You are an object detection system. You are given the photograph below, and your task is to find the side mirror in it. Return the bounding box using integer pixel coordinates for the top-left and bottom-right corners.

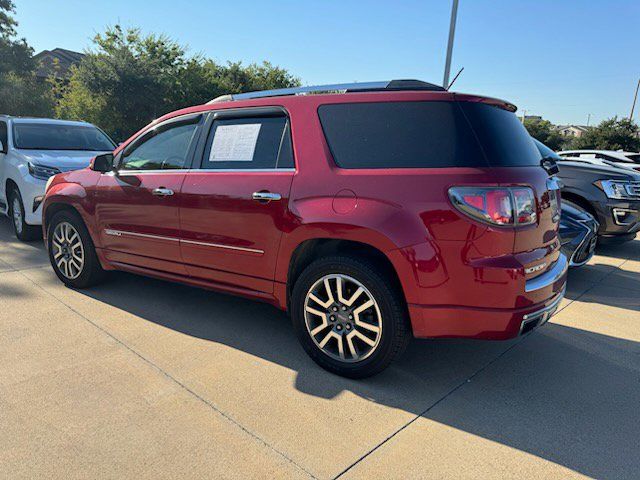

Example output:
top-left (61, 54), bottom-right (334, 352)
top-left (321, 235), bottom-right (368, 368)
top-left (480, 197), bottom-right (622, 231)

top-left (90, 153), bottom-right (114, 173)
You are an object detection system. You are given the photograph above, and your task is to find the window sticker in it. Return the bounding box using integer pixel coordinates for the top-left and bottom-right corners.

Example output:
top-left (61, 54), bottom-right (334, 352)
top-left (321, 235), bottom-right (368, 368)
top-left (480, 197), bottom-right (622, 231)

top-left (209, 123), bottom-right (261, 162)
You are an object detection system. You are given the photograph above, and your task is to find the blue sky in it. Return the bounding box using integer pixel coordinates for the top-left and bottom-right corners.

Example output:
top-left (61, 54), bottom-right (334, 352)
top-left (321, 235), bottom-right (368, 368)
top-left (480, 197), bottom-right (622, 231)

top-left (15, 0), bottom-right (640, 125)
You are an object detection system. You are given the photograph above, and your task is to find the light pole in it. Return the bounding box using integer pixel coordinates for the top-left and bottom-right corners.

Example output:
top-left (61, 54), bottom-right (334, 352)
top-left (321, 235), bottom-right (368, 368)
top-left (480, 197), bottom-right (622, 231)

top-left (443, 0), bottom-right (460, 88)
top-left (630, 78), bottom-right (640, 120)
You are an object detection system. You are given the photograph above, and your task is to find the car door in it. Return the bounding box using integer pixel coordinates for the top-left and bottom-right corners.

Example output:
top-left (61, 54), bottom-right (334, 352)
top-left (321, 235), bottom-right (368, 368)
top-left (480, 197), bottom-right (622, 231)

top-left (0, 120), bottom-right (8, 210)
top-left (179, 108), bottom-right (295, 293)
top-left (95, 113), bottom-right (203, 275)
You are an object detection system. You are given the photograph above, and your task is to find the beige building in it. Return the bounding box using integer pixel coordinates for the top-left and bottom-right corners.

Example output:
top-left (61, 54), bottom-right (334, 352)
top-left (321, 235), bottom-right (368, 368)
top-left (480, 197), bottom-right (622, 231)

top-left (556, 125), bottom-right (590, 137)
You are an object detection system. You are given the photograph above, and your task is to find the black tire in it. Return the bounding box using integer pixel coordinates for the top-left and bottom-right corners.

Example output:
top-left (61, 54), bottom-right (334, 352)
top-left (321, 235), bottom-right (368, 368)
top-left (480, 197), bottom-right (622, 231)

top-left (8, 187), bottom-right (41, 241)
top-left (47, 210), bottom-right (106, 288)
top-left (291, 255), bottom-right (411, 378)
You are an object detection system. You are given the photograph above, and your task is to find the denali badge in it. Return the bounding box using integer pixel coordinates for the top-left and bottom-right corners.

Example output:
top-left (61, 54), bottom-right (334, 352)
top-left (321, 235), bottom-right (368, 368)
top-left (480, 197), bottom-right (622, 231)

top-left (525, 263), bottom-right (547, 274)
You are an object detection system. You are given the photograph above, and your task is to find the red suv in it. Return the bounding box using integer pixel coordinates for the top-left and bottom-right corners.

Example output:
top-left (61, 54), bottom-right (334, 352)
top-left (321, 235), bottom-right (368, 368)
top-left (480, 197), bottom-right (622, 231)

top-left (42, 80), bottom-right (567, 378)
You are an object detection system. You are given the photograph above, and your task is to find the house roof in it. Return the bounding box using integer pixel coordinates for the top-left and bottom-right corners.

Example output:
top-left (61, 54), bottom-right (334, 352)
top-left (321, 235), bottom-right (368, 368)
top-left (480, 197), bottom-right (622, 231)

top-left (33, 48), bottom-right (85, 79)
top-left (556, 125), bottom-right (590, 132)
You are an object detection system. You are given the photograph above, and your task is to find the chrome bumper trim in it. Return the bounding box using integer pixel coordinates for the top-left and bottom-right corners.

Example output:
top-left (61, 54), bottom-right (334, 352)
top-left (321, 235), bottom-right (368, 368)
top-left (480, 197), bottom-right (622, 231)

top-left (520, 286), bottom-right (566, 334)
top-left (525, 253), bottom-right (568, 293)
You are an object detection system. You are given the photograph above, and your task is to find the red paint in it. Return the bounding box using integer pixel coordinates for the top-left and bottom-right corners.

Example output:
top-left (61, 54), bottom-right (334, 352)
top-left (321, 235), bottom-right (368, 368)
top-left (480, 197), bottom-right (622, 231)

top-left (43, 89), bottom-right (566, 340)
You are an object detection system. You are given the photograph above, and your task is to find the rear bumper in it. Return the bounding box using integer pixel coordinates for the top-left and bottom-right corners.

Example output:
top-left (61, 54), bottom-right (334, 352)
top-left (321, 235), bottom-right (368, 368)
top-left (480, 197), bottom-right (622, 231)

top-left (397, 247), bottom-right (568, 340)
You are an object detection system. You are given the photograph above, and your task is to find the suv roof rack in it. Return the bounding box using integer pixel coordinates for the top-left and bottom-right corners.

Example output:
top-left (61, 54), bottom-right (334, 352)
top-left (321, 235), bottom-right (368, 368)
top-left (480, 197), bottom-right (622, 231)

top-left (206, 79), bottom-right (446, 104)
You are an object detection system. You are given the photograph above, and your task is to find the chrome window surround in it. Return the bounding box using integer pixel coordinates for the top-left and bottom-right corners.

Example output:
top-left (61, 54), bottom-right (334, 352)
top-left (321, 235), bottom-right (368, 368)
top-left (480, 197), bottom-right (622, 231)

top-left (113, 168), bottom-right (295, 175)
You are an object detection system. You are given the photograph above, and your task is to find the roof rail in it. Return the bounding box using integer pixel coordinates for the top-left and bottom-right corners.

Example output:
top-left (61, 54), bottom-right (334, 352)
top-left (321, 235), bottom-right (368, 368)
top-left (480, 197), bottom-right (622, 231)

top-left (206, 79), bottom-right (445, 104)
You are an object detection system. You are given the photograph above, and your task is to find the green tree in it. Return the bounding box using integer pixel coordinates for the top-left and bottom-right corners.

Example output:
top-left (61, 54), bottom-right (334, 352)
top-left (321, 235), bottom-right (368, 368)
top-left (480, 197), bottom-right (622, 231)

top-left (567, 117), bottom-right (640, 151)
top-left (0, 0), bottom-right (33, 76)
top-left (0, 0), bottom-right (54, 116)
top-left (56, 25), bottom-right (300, 141)
top-left (523, 118), bottom-right (566, 151)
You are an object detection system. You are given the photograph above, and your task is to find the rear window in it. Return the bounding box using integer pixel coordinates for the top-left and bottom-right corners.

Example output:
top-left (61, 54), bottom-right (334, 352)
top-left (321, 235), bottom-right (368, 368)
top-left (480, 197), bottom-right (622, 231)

top-left (459, 102), bottom-right (542, 166)
top-left (318, 102), bottom-right (487, 169)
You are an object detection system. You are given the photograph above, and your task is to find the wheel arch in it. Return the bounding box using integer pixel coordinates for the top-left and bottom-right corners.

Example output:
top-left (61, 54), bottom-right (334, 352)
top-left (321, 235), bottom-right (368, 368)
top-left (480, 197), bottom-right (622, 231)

top-left (561, 191), bottom-right (598, 218)
top-left (284, 238), bottom-right (408, 314)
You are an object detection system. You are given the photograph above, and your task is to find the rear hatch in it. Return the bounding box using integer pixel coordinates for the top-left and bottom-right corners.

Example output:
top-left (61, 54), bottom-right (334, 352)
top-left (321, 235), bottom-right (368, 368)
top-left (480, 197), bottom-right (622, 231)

top-left (458, 99), bottom-right (561, 277)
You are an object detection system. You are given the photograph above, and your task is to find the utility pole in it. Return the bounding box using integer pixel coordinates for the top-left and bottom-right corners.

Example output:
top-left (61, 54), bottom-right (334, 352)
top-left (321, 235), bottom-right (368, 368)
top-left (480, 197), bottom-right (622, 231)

top-left (630, 78), bottom-right (640, 120)
top-left (587, 113), bottom-right (591, 127)
top-left (443, 0), bottom-right (460, 88)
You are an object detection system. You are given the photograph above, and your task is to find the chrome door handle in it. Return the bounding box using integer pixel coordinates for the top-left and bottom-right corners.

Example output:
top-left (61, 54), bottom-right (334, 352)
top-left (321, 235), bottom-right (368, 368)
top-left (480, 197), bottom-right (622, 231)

top-left (252, 191), bottom-right (282, 203)
top-left (152, 187), bottom-right (174, 196)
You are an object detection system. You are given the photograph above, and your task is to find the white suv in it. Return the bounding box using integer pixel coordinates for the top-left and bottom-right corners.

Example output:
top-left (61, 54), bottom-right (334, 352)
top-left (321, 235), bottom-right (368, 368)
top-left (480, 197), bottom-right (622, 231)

top-left (0, 116), bottom-right (115, 241)
top-left (558, 149), bottom-right (640, 171)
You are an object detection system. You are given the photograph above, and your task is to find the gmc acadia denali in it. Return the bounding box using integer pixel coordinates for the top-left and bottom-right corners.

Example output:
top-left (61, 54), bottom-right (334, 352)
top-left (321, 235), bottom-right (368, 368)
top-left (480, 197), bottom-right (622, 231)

top-left (42, 80), bottom-right (568, 378)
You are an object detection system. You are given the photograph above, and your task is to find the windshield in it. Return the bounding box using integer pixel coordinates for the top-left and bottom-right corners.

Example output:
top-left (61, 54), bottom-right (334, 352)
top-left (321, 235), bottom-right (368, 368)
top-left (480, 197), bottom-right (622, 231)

top-left (13, 123), bottom-right (115, 151)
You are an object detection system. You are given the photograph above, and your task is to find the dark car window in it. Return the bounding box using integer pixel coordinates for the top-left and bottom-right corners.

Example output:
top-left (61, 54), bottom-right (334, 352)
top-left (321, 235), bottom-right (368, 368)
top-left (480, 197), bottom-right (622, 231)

top-left (0, 121), bottom-right (7, 153)
top-left (201, 116), bottom-right (293, 170)
top-left (121, 116), bottom-right (201, 171)
top-left (12, 123), bottom-right (115, 151)
top-left (318, 101), bottom-right (487, 169)
top-left (459, 102), bottom-right (542, 166)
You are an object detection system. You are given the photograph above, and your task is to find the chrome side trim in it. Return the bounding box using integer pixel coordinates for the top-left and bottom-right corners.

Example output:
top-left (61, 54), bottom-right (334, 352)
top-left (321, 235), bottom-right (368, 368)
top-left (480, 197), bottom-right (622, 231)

top-left (524, 253), bottom-right (568, 293)
top-left (103, 229), bottom-right (264, 254)
top-left (104, 229), bottom-right (179, 242)
top-left (180, 238), bottom-right (263, 255)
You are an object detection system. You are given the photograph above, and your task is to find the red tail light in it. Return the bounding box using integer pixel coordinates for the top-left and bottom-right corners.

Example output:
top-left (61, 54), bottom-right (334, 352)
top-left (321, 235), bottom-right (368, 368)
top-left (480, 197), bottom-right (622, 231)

top-left (449, 186), bottom-right (537, 227)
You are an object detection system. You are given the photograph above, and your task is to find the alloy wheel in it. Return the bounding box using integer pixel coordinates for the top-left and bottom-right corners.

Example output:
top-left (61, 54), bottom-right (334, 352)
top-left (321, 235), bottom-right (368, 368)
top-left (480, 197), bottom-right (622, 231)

top-left (304, 274), bottom-right (382, 362)
top-left (12, 197), bottom-right (23, 234)
top-left (52, 222), bottom-right (85, 280)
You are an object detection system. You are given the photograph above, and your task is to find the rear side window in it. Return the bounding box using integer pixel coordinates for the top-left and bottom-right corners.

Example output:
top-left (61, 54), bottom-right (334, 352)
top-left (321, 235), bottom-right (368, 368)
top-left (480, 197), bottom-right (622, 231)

top-left (201, 116), bottom-right (293, 170)
top-left (318, 102), bottom-right (486, 169)
top-left (459, 102), bottom-right (542, 166)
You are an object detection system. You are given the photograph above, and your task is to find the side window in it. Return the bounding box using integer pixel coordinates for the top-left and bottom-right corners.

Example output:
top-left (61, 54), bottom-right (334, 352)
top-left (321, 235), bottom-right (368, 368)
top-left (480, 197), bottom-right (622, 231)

top-left (0, 121), bottom-right (7, 153)
top-left (121, 115), bottom-right (201, 171)
top-left (201, 115), bottom-right (293, 170)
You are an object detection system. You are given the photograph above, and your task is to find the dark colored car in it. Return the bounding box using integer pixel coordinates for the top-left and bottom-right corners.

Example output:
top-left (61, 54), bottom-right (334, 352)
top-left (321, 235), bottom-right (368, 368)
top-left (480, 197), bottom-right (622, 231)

top-left (559, 202), bottom-right (598, 267)
top-left (43, 80), bottom-right (567, 378)
top-left (535, 139), bottom-right (640, 243)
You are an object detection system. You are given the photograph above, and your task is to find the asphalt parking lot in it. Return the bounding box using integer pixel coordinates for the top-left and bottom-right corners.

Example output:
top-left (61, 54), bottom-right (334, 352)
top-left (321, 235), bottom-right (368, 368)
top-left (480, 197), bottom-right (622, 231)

top-left (1, 216), bottom-right (639, 479)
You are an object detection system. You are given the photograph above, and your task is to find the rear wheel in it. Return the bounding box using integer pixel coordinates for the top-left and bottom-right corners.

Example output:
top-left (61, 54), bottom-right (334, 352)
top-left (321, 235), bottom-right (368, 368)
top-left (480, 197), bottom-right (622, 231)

top-left (47, 210), bottom-right (105, 288)
top-left (8, 187), bottom-right (41, 241)
top-left (291, 255), bottom-right (410, 378)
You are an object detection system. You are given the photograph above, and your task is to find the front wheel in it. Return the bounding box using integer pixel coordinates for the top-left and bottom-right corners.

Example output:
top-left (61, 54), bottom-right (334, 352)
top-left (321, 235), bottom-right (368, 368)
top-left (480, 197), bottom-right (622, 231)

top-left (8, 187), bottom-right (41, 241)
top-left (47, 210), bottom-right (105, 288)
top-left (291, 255), bottom-right (411, 378)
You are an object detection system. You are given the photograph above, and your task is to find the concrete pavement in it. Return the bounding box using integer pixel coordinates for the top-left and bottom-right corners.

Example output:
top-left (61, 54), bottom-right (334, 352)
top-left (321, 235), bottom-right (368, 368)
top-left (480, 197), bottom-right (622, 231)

top-left (1, 216), bottom-right (638, 479)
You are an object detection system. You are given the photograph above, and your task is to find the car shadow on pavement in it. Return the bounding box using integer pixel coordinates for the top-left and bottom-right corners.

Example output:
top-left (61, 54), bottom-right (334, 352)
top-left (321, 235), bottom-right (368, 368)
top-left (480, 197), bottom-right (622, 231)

top-left (75, 270), bottom-right (640, 480)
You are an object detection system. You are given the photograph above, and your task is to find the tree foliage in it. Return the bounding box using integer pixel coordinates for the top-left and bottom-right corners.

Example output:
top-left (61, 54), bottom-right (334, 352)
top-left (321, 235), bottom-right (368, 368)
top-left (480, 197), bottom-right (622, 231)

top-left (0, 0), bottom-right (54, 116)
top-left (523, 118), bottom-right (566, 151)
top-left (566, 117), bottom-right (640, 151)
top-left (56, 25), bottom-right (301, 141)
top-left (0, 0), bottom-right (33, 76)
